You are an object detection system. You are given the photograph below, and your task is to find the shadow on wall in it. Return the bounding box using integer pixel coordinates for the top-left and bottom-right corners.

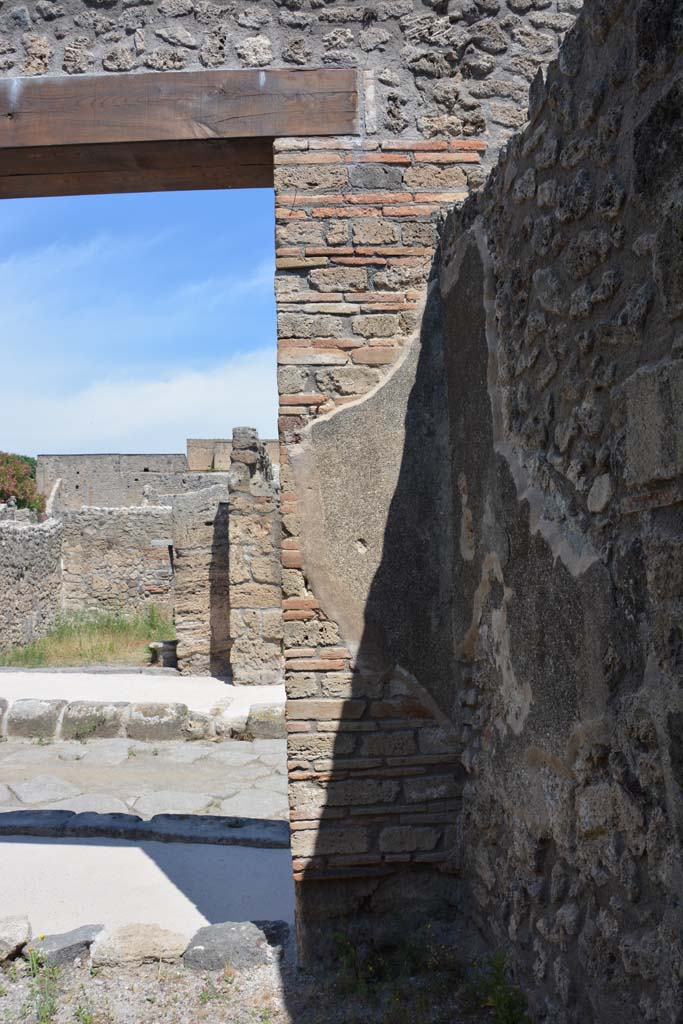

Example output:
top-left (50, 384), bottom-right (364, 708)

top-left (285, 246), bottom-right (482, 966)
top-left (210, 499), bottom-right (231, 678)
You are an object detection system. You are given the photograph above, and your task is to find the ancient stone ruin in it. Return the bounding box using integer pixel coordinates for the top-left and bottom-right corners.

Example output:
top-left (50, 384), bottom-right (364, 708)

top-left (0, 0), bottom-right (681, 1020)
top-left (0, 430), bottom-right (283, 683)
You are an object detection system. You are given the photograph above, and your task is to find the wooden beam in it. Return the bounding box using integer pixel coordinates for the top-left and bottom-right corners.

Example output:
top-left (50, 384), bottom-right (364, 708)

top-left (0, 68), bottom-right (359, 150)
top-left (0, 138), bottom-right (274, 199)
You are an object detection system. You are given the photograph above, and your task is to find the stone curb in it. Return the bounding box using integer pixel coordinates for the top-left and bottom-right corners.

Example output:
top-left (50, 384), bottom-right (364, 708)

top-left (1, 917), bottom-right (291, 970)
top-left (0, 810), bottom-right (290, 848)
top-left (0, 698), bottom-right (285, 743)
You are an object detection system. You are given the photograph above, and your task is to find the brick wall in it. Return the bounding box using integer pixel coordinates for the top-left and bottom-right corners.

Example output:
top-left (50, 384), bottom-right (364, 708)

top-left (275, 136), bottom-right (482, 952)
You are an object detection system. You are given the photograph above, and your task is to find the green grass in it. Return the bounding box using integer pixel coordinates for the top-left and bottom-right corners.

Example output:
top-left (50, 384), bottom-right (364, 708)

top-left (0, 607), bottom-right (175, 669)
top-left (461, 954), bottom-right (531, 1024)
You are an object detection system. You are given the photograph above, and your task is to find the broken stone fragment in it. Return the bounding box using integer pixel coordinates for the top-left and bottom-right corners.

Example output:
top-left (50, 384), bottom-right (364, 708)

top-left (90, 924), bottom-right (189, 967)
top-left (183, 920), bottom-right (289, 971)
top-left (0, 916), bottom-right (31, 962)
top-left (23, 925), bottom-right (103, 966)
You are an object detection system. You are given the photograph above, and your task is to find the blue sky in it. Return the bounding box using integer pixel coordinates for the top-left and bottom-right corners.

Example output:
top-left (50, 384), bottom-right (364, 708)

top-left (0, 188), bottom-right (278, 456)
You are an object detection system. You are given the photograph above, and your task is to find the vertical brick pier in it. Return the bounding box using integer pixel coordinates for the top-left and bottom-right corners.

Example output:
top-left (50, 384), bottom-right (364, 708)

top-left (274, 136), bottom-right (485, 955)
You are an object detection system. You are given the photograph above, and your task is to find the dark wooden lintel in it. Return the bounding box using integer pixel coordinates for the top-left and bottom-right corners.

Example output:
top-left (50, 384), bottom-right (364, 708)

top-left (0, 138), bottom-right (275, 199)
top-left (0, 68), bottom-right (359, 149)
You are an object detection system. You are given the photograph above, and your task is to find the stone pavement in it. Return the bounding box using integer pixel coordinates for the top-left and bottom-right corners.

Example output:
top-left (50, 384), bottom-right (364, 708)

top-left (0, 737), bottom-right (288, 821)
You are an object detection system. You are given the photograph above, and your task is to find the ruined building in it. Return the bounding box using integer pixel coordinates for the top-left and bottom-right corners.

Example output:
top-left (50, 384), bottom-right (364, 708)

top-left (0, 0), bottom-right (681, 1020)
top-left (0, 433), bottom-right (283, 683)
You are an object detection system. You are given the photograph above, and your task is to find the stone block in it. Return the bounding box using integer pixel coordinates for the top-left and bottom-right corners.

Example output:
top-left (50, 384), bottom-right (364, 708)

top-left (61, 702), bottom-right (127, 741)
top-left (286, 699), bottom-right (365, 720)
top-left (126, 703), bottom-right (189, 741)
top-left (184, 921), bottom-right (289, 971)
top-left (291, 826), bottom-right (368, 857)
top-left (327, 778), bottom-right (401, 806)
top-left (288, 733), bottom-right (356, 758)
top-left (0, 916), bottom-right (31, 963)
top-left (349, 163), bottom-right (402, 189)
top-left (246, 704), bottom-right (286, 739)
top-left (24, 925), bottom-right (103, 967)
top-left (309, 266), bottom-right (368, 292)
top-left (91, 924), bottom-right (189, 967)
top-left (274, 165), bottom-right (348, 192)
top-left (361, 730), bottom-right (417, 757)
top-left (623, 360), bottom-right (683, 487)
top-left (403, 775), bottom-right (460, 802)
top-left (379, 826), bottom-right (441, 853)
top-left (230, 583), bottom-right (281, 609)
top-left (7, 699), bottom-right (66, 739)
top-left (352, 313), bottom-right (402, 338)
top-left (403, 164), bottom-right (466, 190)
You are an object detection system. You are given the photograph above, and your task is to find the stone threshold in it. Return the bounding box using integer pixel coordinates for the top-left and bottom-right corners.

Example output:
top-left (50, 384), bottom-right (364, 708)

top-left (0, 810), bottom-right (290, 848)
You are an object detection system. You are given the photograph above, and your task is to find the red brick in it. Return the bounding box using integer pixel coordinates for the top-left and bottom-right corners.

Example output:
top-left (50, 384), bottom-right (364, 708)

top-left (283, 551), bottom-right (303, 569)
top-left (381, 204), bottom-right (440, 217)
top-left (332, 256), bottom-right (388, 265)
top-left (345, 152), bottom-right (411, 165)
top-left (351, 348), bottom-right (400, 365)
top-left (286, 659), bottom-right (348, 672)
top-left (281, 538), bottom-right (300, 550)
top-left (276, 209), bottom-right (307, 220)
top-left (284, 598), bottom-right (320, 610)
top-left (308, 138), bottom-right (379, 151)
top-left (347, 192), bottom-right (407, 205)
top-left (285, 646), bottom-right (315, 658)
top-left (381, 140), bottom-right (449, 151)
top-left (414, 152), bottom-right (480, 164)
top-left (278, 193), bottom-right (345, 205)
top-left (284, 610), bottom-right (316, 621)
top-left (303, 247), bottom-right (355, 257)
top-left (354, 246), bottom-right (432, 257)
top-left (449, 139), bottom-right (486, 151)
top-left (312, 207), bottom-right (380, 218)
top-left (274, 152), bottom-right (342, 165)
top-left (410, 191), bottom-right (469, 203)
top-left (287, 698), bottom-right (365, 719)
top-left (279, 393), bottom-right (327, 406)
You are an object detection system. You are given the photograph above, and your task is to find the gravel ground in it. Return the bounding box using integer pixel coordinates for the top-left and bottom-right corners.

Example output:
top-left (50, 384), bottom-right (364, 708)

top-left (0, 951), bottom-right (484, 1024)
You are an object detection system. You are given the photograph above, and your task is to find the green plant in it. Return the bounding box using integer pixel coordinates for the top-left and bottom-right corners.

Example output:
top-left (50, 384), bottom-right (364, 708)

top-left (25, 949), bottom-right (59, 1023)
top-left (461, 954), bottom-right (530, 1024)
top-left (199, 979), bottom-right (222, 1004)
top-left (0, 452), bottom-right (44, 513)
top-left (74, 1006), bottom-right (94, 1024)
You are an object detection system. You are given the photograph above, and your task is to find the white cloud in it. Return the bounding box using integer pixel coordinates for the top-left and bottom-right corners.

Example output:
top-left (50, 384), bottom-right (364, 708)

top-left (1, 348), bottom-right (279, 456)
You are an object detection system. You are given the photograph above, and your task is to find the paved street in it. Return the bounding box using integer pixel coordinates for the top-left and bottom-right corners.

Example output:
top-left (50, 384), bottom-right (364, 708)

top-left (0, 737), bottom-right (288, 820)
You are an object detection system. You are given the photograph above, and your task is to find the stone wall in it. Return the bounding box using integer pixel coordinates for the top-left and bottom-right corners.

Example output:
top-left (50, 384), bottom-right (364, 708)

top-left (187, 437), bottom-right (280, 473)
top-left (0, 517), bottom-right (63, 647)
top-left (228, 428), bottom-right (283, 686)
top-left (61, 506), bottom-right (174, 614)
top-left (36, 453), bottom-right (188, 510)
top-left (6, 0), bottom-right (576, 165)
top-left (172, 484), bottom-right (230, 676)
top-left (434, 2), bottom-right (683, 1020)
